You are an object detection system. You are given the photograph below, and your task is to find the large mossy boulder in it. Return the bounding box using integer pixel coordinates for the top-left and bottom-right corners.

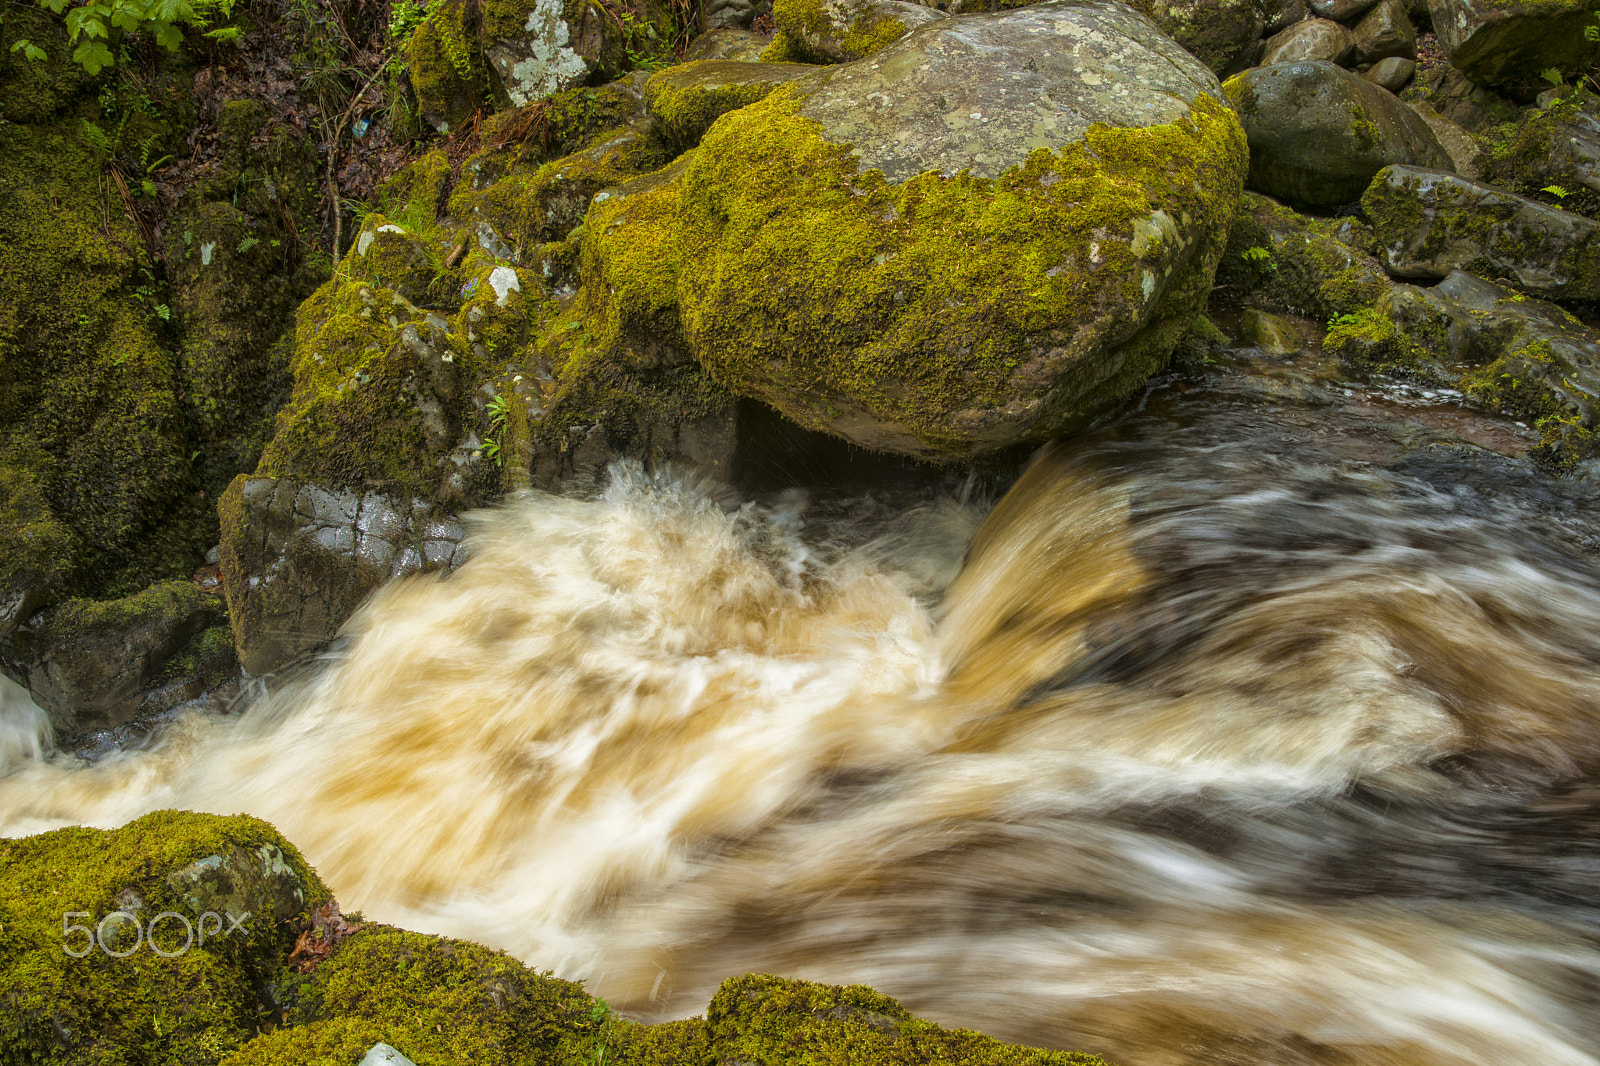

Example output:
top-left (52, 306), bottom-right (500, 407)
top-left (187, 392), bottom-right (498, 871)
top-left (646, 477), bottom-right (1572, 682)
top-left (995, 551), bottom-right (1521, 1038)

top-left (666, 0), bottom-right (1247, 457)
top-left (0, 811), bottom-right (327, 1064)
top-left (950, 0), bottom-right (1270, 76)
top-left (1225, 60), bottom-right (1453, 205)
top-left (1430, 0), bottom-right (1600, 91)
top-left (1363, 164), bottom-right (1600, 300)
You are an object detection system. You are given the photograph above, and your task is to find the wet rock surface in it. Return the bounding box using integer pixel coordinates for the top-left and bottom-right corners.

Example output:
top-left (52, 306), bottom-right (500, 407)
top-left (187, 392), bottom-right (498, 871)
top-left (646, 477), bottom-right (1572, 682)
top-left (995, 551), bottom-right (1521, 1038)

top-left (1364, 164), bottom-right (1600, 299)
top-left (219, 477), bottom-right (468, 676)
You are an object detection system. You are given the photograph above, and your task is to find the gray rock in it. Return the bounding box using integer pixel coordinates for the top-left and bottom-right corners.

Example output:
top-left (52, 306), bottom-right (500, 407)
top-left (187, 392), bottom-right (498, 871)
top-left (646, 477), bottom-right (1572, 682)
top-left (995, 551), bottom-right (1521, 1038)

top-left (1329, 270), bottom-right (1600, 467)
top-left (1349, 0), bottom-right (1415, 65)
top-left (219, 477), bottom-right (468, 676)
top-left (1260, 17), bottom-right (1355, 65)
top-left (1363, 165), bottom-right (1600, 300)
top-left (1403, 98), bottom-right (1480, 178)
top-left (1309, 0), bottom-right (1379, 19)
top-left (1240, 308), bottom-right (1302, 354)
top-left (683, 26), bottom-right (774, 62)
top-left (1228, 60), bottom-right (1454, 205)
top-left (1365, 55), bottom-right (1415, 91)
top-left (704, 0), bottom-right (770, 30)
top-left (360, 1045), bottom-right (420, 1066)
top-left (775, 0), bottom-right (947, 63)
top-left (673, 0), bottom-right (1247, 456)
top-left (1264, 0), bottom-right (1309, 34)
top-left (1407, 63), bottom-right (1520, 132)
top-left (1123, 0), bottom-right (1270, 74)
top-left (1430, 0), bottom-right (1600, 89)
top-left (12, 582), bottom-right (223, 736)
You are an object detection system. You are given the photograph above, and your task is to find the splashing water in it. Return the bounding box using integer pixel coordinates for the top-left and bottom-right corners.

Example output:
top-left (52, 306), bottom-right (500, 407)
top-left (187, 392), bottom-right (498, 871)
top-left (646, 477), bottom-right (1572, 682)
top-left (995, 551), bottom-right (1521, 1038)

top-left (7, 443), bottom-right (1600, 1066)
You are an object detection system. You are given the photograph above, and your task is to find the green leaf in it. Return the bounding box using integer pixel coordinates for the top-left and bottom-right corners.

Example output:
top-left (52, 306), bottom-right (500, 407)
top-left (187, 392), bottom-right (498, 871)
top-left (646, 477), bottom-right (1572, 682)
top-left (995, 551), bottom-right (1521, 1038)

top-left (154, 21), bottom-right (183, 48)
top-left (1542, 184), bottom-right (1571, 199)
top-left (72, 39), bottom-right (113, 73)
top-left (10, 38), bottom-right (48, 61)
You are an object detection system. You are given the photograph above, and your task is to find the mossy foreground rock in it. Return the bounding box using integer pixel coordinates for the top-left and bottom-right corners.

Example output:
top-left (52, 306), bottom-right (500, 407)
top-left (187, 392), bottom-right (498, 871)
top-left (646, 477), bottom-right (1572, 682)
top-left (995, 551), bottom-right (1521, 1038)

top-left (1, 812), bottom-right (1111, 1066)
top-left (670, 0), bottom-right (1246, 457)
top-left (769, 0), bottom-right (948, 64)
top-left (0, 810), bottom-right (326, 1063)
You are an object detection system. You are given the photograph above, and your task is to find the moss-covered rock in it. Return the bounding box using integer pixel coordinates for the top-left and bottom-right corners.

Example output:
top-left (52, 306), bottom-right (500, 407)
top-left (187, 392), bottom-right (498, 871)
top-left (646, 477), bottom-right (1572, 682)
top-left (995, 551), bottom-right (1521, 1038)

top-left (0, 121), bottom-right (194, 615)
top-left (1216, 191), bottom-right (1393, 320)
top-left (683, 25), bottom-right (774, 62)
top-left (704, 974), bottom-right (1108, 1065)
top-left (1478, 89), bottom-right (1600, 219)
top-left (771, 0), bottom-right (947, 64)
top-left (1363, 163), bottom-right (1600, 300)
top-left (7, 580), bottom-right (223, 735)
top-left (0, 810), bottom-right (327, 1064)
top-left (405, 0), bottom-right (681, 132)
top-left (1323, 269), bottom-right (1600, 469)
top-left (644, 59), bottom-right (815, 152)
top-left (1224, 60), bottom-right (1454, 206)
top-left (667, 2), bottom-right (1246, 457)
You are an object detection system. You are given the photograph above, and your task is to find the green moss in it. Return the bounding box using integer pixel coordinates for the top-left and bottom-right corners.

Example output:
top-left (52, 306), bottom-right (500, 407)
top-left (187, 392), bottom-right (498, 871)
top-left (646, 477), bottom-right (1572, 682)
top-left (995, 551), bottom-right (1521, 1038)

top-left (454, 129), bottom-right (672, 252)
top-left (1350, 104), bottom-right (1381, 153)
top-left (705, 973), bottom-right (1108, 1065)
top-left (668, 88), bottom-right (1245, 455)
top-left (0, 811), bottom-right (327, 1065)
top-left (0, 121), bottom-right (202, 601)
top-left (1217, 193), bottom-right (1390, 320)
top-left (840, 11), bottom-right (907, 58)
top-left (407, 0), bottom-right (492, 133)
top-left (760, 31), bottom-right (809, 62)
top-left (478, 81), bottom-right (652, 166)
top-left (645, 62), bottom-right (804, 152)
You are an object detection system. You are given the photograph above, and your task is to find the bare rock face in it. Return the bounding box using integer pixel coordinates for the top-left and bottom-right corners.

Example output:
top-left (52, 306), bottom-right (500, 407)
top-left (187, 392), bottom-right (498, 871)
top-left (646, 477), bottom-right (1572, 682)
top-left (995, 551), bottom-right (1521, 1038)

top-left (668, 0), bottom-right (1247, 457)
top-left (218, 478), bottom-right (467, 676)
top-left (1226, 60), bottom-right (1453, 205)
top-left (1363, 165), bottom-right (1600, 300)
top-left (1309, 0), bottom-right (1379, 18)
top-left (1430, 0), bottom-right (1600, 90)
top-left (1365, 56), bottom-right (1416, 91)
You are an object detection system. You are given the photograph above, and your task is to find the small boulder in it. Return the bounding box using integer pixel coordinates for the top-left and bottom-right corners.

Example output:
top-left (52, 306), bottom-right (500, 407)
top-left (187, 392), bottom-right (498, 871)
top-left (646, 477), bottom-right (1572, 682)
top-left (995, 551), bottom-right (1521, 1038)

top-left (1479, 92), bottom-right (1600, 211)
top-left (1365, 56), bottom-right (1415, 92)
top-left (1226, 60), bottom-right (1454, 205)
top-left (684, 26), bottom-right (774, 62)
top-left (1240, 308), bottom-right (1302, 354)
top-left (10, 582), bottom-right (222, 736)
top-left (218, 477), bottom-right (467, 675)
top-left (1363, 164), bottom-right (1600, 300)
top-left (1349, 0), bottom-right (1415, 66)
top-left (1430, 0), bottom-right (1600, 91)
top-left (1309, 0), bottom-right (1379, 18)
top-left (1260, 18), bottom-right (1355, 66)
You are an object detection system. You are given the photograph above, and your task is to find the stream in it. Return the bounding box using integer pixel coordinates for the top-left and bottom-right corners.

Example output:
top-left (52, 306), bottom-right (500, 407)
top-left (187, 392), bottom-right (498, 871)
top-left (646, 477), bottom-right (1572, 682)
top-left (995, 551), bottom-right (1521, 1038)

top-left (6, 341), bottom-right (1600, 1065)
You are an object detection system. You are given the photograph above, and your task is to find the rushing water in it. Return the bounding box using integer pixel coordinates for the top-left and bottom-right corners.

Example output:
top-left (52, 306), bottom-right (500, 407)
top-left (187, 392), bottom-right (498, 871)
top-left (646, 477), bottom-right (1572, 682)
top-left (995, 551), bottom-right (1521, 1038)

top-left (7, 364), bottom-right (1600, 1065)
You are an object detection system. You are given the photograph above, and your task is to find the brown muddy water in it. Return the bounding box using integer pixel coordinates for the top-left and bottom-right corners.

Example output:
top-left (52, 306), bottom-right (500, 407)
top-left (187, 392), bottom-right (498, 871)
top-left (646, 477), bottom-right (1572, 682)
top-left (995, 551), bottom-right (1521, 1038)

top-left (6, 347), bottom-right (1600, 1065)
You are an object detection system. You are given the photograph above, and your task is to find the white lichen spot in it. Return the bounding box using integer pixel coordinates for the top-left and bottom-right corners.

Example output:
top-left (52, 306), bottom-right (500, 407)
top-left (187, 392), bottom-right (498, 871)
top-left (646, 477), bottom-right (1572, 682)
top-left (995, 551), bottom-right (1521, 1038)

top-left (1141, 270), bottom-right (1155, 301)
top-left (357, 229), bottom-right (377, 256)
top-left (378, 224), bottom-right (406, 235)
top-left (489, 266), bottom-right (521, 307)
top-left (200, 242), bottom-right (215, 266)
top-left (502, 0), bottom-right (590, 107)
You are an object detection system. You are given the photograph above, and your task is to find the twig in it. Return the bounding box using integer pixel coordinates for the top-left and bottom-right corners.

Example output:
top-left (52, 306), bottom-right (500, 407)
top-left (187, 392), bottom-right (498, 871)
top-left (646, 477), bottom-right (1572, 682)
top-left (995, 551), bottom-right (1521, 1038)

top-left (322, 52), bottom-right (391, 261)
